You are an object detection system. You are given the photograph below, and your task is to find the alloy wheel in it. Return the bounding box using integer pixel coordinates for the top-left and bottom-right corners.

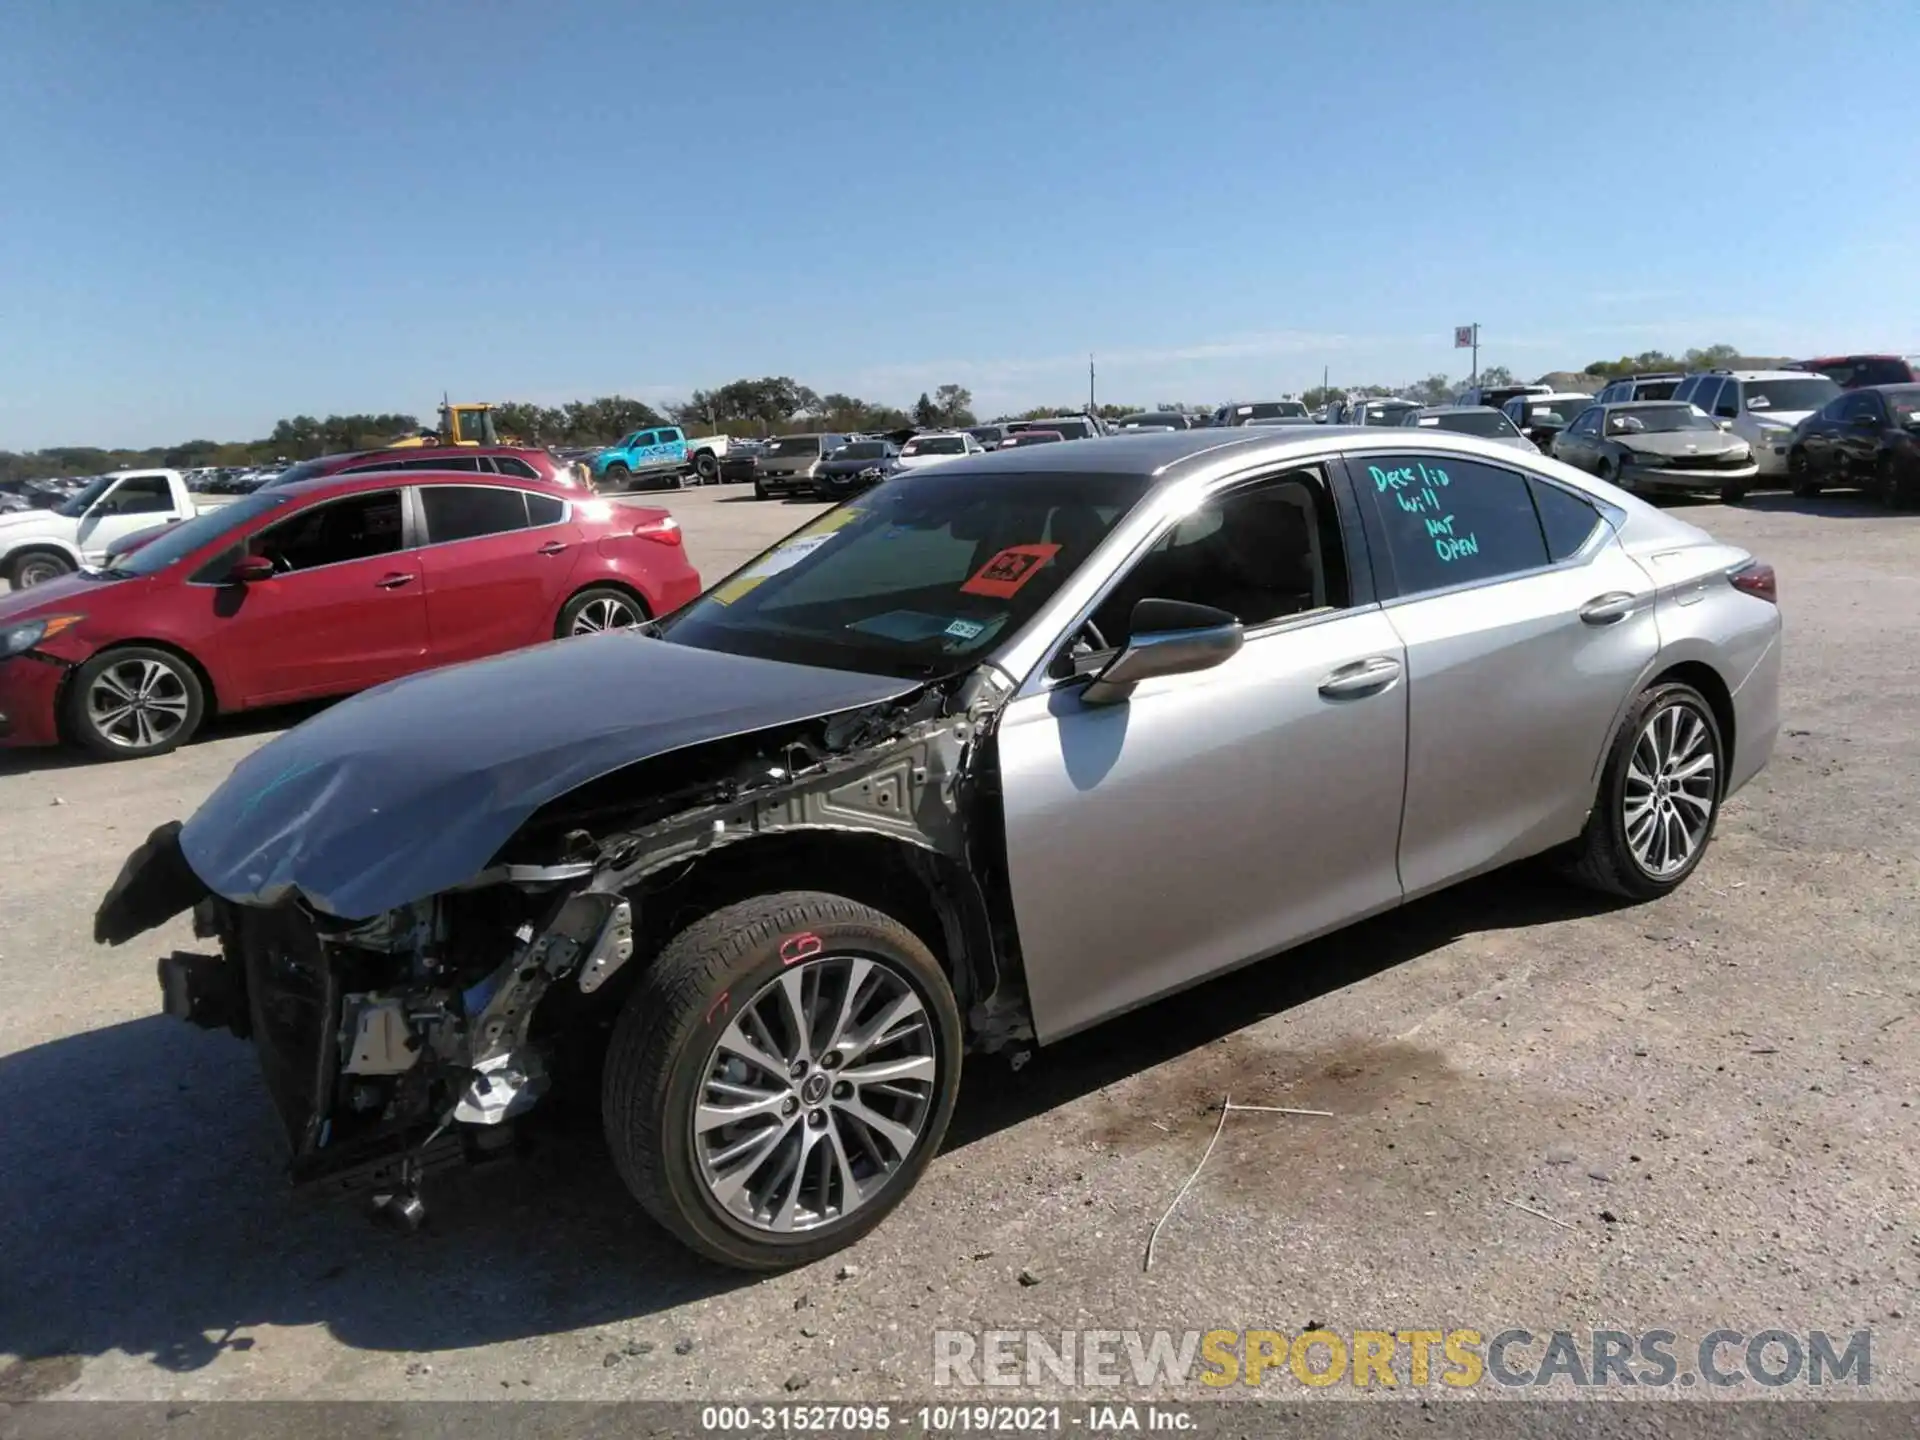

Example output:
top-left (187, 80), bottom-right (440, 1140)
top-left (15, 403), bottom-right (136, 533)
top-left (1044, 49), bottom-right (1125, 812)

top-left (1623, 701), bottom-right (1717, 879)
top-left (86, 657), bottom-right (192, 751)
top-left (692, 955), bottom-right (938, 1234)
top-left (569, 595), bottom-right (640, 634)
top-left (15, 557), bottom-right (68, 587)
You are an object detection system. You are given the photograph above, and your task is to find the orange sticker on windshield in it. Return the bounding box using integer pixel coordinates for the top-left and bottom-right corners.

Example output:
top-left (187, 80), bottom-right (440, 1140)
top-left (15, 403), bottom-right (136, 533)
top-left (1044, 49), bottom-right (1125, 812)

top-left (960, 543), bottom-right (1062, 599)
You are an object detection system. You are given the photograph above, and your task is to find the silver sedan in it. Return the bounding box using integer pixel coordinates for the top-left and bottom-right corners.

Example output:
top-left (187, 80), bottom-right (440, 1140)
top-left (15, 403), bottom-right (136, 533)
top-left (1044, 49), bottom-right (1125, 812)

top-left (104, 425), bottom-right (1782, 1269)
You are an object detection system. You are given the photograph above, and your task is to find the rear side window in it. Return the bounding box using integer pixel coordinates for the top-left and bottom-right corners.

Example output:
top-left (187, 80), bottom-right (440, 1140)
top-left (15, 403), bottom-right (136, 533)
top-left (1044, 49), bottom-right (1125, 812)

top-left (1360, 454), bottom-right (1550, 597)
top-left (526, 492), bottom-right (565, 525)
top-left (420, 485), bottom-right (530, 542)
top-left (1529, 479), bottom-right (1602, 560)
top-left (492, 457), bottom-right (541, 479)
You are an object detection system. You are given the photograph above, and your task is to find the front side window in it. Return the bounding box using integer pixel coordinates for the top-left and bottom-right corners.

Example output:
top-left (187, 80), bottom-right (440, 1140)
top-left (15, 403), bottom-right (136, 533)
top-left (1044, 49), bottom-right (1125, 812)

top-left (659, 470), bottom-right (1152, 678)
top-left (765, 437), bottom-right (822, 459)
top-left (1359, 454), bottom-right (1550, 596)
top-left (1570, 408), bottom-right (1602, 436)
top-left (99, 476), bottom-right (173, 514)
top-left (249, 490), bottom-right (404, 572)
top-left (420, 485), bottom-right (532, 542)
top-left (1742, 377), bottom-right (1841, 413)
top-left (1080, 472), bottom-right (1343, 649)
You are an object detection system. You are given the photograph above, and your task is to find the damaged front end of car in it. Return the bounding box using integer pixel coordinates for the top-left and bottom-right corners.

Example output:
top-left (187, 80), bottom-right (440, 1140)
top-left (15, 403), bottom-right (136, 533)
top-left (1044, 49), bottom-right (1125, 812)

top-left (95, 655), bottom-right (1028, 1226)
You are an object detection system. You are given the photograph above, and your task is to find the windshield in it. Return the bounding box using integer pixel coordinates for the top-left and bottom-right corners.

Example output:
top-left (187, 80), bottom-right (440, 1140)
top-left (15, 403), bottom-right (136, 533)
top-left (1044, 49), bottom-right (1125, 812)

top-left (1630, 379), bottom-right (1679, 400)
top-left (833, 442), bottom-right (891, 460)
top-left (1413, 409), bottom-right (1519, 437)
top-left (967, 428), bottom-right (1004, 443)
top-left (1742, 378), bottom-right (1840, 413)
top-left (1007, 431), bottom-right (1061, 445)
top-left (657, 469), bottom-right (1152, 678)
top-left (54, 476), bottom-right (118, 517)
top-left (902, 437), bottom-right (966, 456)
top-left (765, 437), bottom-right (822, 458)
top-left (101, 491), bottom-right (288, 577)
top-left (1359, 403), bottom-right (1417, 425)
top-left (1122, 414), bottom-right (1185, 429)
top-left (1607, 405), bottom-right (1716, 436)
top-left (1524, 396), bottom-right (1590, 425)
top-left (1029, 418), bottom-right (1091, 439)
top-left (1231, 402), bottom-right (1308, 422)
top-left (260, 458), bottom-right (333, 490)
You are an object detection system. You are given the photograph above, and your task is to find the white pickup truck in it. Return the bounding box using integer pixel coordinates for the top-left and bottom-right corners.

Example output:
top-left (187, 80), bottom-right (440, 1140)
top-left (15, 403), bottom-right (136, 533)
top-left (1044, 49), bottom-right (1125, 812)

top-left (0, 469), bottom-right (214, 589)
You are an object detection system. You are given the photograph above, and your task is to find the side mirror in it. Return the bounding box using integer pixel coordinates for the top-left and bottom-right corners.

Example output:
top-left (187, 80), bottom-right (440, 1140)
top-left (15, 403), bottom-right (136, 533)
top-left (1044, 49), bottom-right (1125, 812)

top-left (1853, 413), bottom-right (1880, 429)
top-left (228, 555), bottom-right (276, 583)
top-left (1714, 418), bottom-right (1734, 431)
top-left (1081, 598), bottom-right (1243, 706)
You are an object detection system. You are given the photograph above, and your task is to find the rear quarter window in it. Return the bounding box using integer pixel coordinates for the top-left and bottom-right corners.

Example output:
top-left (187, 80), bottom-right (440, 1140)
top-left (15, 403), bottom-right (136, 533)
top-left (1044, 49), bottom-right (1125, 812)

top-left (1358, 454), bottom-right (1552, 597)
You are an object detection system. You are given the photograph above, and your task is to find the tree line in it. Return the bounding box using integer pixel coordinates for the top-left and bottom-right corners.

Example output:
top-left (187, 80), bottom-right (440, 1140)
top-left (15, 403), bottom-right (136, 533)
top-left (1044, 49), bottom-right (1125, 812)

top-left (0, 343), bottom-right (1785, 483)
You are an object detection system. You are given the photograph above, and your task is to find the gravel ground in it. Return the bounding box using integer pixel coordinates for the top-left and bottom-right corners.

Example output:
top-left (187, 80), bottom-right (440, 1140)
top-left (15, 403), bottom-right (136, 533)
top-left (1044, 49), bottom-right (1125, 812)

top-left (1, 487), bottom-right (1915, 1405)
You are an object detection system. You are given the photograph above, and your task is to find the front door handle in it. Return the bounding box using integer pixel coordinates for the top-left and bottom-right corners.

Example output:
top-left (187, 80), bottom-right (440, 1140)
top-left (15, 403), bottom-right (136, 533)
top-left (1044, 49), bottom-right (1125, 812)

top-left (376, 572), bottom-right (416, 589)
top-left (537, 540), bottom-right (568, 555)
top-left (1318, 656), bottom-right (1402, 697)
top-left (1579, 591), bottom-right (1638, 625)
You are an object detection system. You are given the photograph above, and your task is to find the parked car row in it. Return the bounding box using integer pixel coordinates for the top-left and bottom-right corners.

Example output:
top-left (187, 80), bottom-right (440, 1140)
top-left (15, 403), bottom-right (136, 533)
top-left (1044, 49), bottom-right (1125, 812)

top-left (0, 467), bottom-right (700, 756)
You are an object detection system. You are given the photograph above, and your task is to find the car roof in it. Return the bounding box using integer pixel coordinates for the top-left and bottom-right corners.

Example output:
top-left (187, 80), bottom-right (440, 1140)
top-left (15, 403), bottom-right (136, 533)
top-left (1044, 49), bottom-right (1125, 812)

top-left (268, 469), bottom-right (577, 501)
top-left (1601, 399), bottom-right (1690, 410)
top-left (1414, 404), bottom-right (1502, 415)
top-left (1710, 369), bottom-right (1823, 381)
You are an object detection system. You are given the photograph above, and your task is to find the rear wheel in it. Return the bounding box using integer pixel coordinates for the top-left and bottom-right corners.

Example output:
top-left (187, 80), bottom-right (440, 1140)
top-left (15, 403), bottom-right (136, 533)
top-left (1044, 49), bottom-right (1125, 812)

top-left (1869, 456), bottom-right (1901, 508)
top-left (67, 645), bottom-right (206, 759)
top-left (602, 891), bottom-right (962, 1270)
top-left (7, 549), bottom-right (75, 589)
top-left (1562, 681), bottom-right (1723, 901)
top-left (557, 585), bottom-right (648, 638)
top-left (694, 451), bottom-right (720, 483)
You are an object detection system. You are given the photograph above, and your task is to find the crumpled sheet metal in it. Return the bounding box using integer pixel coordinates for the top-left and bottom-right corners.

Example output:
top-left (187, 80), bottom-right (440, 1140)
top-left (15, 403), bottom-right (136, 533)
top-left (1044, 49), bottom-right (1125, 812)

top-left (178, 631), bottom-right (918, 920)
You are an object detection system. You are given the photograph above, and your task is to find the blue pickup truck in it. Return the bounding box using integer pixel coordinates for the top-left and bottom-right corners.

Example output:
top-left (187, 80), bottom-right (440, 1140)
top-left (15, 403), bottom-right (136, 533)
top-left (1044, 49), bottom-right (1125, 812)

top-left (590, 427), bottom-right (733, 489)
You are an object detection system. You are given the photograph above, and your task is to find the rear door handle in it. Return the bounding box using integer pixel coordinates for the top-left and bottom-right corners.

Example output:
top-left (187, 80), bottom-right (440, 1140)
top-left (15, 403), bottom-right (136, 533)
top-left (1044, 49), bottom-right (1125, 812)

top-left (537, 540), bottom-right (569, 555)
top-left (1318, 656), bottom-right (1402, 697)
top-left (1579, 591), bottom-right (1638, 625)
top-left (376, 572), bottom-right (415, 589)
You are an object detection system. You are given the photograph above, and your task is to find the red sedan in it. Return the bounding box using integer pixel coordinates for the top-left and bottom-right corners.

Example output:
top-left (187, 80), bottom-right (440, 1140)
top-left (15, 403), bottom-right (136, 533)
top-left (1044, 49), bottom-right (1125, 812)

top-left (0, 471), bottom-right (701, 759)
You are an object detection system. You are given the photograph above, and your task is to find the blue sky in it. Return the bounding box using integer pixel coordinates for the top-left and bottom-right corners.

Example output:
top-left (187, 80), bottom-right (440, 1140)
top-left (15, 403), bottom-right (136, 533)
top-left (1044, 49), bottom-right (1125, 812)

top-left (3, 0), bottom-right (1916, 449)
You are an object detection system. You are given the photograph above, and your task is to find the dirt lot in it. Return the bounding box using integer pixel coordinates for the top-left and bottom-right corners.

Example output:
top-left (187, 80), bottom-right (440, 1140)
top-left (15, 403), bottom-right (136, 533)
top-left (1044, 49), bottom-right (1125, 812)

top-left (1, 487), bottom-right (1915, 1403)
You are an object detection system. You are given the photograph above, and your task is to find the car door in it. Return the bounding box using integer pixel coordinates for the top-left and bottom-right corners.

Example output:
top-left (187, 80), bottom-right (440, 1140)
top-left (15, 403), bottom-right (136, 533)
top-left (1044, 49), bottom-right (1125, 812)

top-left (414, 483), bottom-right (582, 662)
top-left (1801, 396), bottom-right (1845, 476)
top-left (994, 464), bottom-right (1409, 1042)
top-left (1836, 391), bottom-right (1887, 476)
top-left (201, 487), bottom-right (429, 705)
top-left (73, 474), bottom-right (180, 562)
top-left (1349, 450), bottom-right (1659, 898)
top-left (1555, 407), bottom-right (1603, 468)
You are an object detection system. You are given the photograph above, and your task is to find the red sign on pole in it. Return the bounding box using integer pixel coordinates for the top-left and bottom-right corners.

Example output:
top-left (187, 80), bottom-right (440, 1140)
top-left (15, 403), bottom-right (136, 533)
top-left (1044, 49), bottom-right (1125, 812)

top-left (1454, 325), bottom-right (1475, 349)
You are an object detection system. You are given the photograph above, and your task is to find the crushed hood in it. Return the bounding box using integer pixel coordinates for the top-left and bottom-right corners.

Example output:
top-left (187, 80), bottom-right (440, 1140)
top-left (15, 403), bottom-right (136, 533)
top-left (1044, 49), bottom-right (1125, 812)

top-left (1619, 430), bottom-right (1747, 459)
top-left (178, 631), bottom-right (920, 919)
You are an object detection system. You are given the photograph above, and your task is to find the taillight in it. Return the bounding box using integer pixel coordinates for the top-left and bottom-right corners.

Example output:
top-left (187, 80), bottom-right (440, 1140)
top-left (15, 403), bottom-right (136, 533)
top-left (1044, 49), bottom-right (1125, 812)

top-left (632, 516), bottom-right (682, 546)
top-left (1728, 560), bottom-right (1776, 603)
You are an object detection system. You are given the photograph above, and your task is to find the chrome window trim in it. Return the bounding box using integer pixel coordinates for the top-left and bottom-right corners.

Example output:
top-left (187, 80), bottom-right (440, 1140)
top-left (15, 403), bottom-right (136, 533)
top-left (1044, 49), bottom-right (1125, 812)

top-left (183, 487), bottom-right (410, 587)
top-left (409, 483), bottom-right (572, 552)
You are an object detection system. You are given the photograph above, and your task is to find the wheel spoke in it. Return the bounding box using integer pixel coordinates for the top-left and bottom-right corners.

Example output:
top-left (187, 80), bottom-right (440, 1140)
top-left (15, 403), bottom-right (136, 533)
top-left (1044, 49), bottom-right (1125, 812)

top-left (775, 970), bottom-right (814, 1066)
top-left (823, 1119), bottom-right (864, 1214)
top-left (822, 958), bottom-right (874, 1055)
top-left (715, 1019), bottom-right (785, 1080)
top-left (1669, 752), bottom-right (1715, 782)
top-left (772, 1125), bottom-right (822, 1231)
top-left (696, 1091), bottom-right (790, 1133)
top-left (833, 1093), bottom-right (919, 1159)
top-left (707, 1122), bottom-right (792, 1209)
top-left (840, 1053), bottom-right (937, 1086)
top-left (95, 669), bottom-right (138, 705)
top-left (1671, 788), bottom-right (1713, 818)
top-left (843, 990), bottom-right (926, 1064)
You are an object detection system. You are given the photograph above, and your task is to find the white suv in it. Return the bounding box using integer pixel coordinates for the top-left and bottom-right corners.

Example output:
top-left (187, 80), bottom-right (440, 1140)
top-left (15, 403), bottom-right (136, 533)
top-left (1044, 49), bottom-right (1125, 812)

top-left (1672, 370), bottom-right (1842, 480)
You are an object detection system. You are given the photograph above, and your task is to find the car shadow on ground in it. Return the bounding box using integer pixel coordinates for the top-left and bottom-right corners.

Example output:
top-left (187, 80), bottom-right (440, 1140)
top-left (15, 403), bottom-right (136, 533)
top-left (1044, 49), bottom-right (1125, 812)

top-left (1739, 492), bottom-right (1894, 519)
top-left (0, 698), bottom-right (333, 777)
top-left (0, 867), bottom-right (1624, 1370)
top-left (714, 493), bottom-right (818, 505)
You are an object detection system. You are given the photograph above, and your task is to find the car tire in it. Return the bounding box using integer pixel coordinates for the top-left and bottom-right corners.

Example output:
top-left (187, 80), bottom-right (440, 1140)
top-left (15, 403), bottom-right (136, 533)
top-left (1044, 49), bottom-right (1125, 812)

top-left (66, 645), bottom-right (207, 759)
top-left (602, 464), bottom-right (631, 492)
top-left (1869, 457), bottom-right (1900, 509)
top-left (556, 585), bottom-right (649, 638)
top-left (753, 477), bottom-right (769, 500)
top-left (694, 452), bottom-right (720, 483)
top-left (6, 548), bottom-right (76, 589)
top-left (1561, 681), bottom-right (1724, 902)
top-left (1787, 448), bottom-right (1821, 498)
top-left (1718, 482), bottom-right (1748, 505)
top-left (602, 890), bottom-right (963, 1271)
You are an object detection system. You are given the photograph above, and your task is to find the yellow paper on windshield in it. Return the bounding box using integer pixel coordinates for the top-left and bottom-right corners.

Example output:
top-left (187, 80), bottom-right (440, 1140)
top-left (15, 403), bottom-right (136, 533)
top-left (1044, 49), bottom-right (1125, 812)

top-left (799, 507), bottom-right (864, 537)
top-left (710, 574), bottom-right (769, 606)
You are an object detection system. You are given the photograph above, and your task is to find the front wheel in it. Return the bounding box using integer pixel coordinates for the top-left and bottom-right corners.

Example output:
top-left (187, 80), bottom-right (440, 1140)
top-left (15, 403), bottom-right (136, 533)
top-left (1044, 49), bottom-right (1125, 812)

top-left (67, 646), bottom-right (207, 759)
top-left (601, 464), bottom-right (631, 492)
top-left (753, 477), bottom-right (769, 500)
top-left (1787, 449), bottom-right (1821, 498)
top-left (1719, 481), bottom-right (1748, 505)
top-left (602, 891), bottom-right (963, 1270)
top-left (1561, 681), bottom-right (1723, 901)
top-left (6, 549), bottom-right (75, 589)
